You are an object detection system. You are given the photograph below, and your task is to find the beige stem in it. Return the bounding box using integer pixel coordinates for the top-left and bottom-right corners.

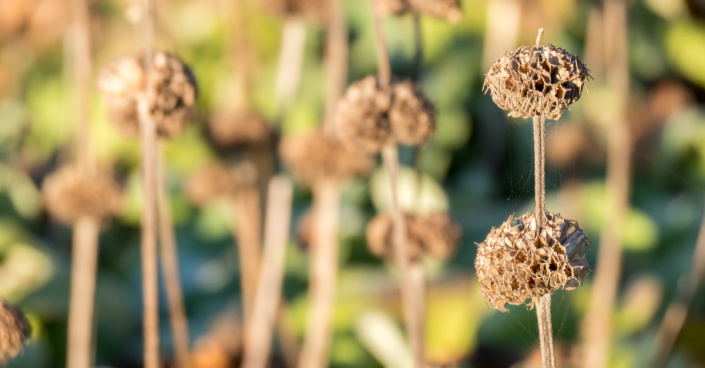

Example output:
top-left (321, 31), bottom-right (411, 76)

top-left (231, 187), bottom-right (263, 331)
top-left (298, 181), bottom-right (341, 368)
top-left (536, 294), bottom-right (556, 368)
top-left (242, 176), bottom-right (293, 368)
top-left (66, 216), bottom-right (100, 368)
top-left (275, 19), bottom-right (307, 114)
top-left (155, 149), bottom-right (193, 368)
top-left (323, 0), bottom-right (347, 134)
top-left (73, 0), bottom-right (94, 173)
top-left (381, 145), bottom-right (423, 368)
top-left (369, 0), bottom-right (391, 89)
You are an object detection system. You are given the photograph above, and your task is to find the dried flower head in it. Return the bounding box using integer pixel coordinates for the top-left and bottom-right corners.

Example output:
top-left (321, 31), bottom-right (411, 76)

top-left (280, 131), bottom-right (375, 186)
top-left (0, 300), bottom-right (32, 365)
top-left (367, 212), bottom-right (462, 262)
top-left (295, 209), bottom-right (315, 250)
top-left (376, 0), bottom-right (462, 23)
top-left (205, 110), bottom-right (274, 156)
top-left (97, 52), bottom-right (197, 138)
top-left (389, 80), bottom-right (436, 145)
top-left (258, 0), bottom-right (329, 20)
top-left (483, 32), bottom-right (589, 120)
top-left (42, 166), bottom-right (123, 225)
top-left (186, 163), bottom-right (258, 205)
top-left (475, 212), bottom-right (590, 312)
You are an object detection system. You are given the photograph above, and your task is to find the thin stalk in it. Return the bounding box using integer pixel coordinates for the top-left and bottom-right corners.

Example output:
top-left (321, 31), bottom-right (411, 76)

top-left (652, 200), bottom-right (705, 366)
top-left (382, 146), bottom-right (424, 368)
top-left (298, 180), bottom-right (341, 368)
top-left (369, 0), bottom-right (390, 89)
top-left (230, 187), bottom-right (263, 331)
top-left (323, 0), bottom-right (347, 134)
top-left (242, 176), bottom-right (293, 368)
top-left (411, 13), bottom-right (422, 82)
top-left (66, 216), bottom-right (100, 368)
top-left (275, 19), bottom-right (307, 114)
top-left (155, 148), bottom-right (193, 368)
top-left (73, 0), bottom-right (94, 173)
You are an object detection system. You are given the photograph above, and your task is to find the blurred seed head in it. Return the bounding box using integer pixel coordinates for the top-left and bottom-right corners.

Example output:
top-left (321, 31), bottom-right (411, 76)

top-left (376, 0), bottom-right (462, 23)
top-left (483, 44), bottom-right (589, 120)
top-left (366, 212), bottom-right (462, 262)
top-left (475, 212), bottom-right (590, 312)
top-left (546, 122), bottom-right (603, 170)
top-left (389, 80), bottom-right (436, 145)
top-left (258, 0), bottom-right (330, 20)
top-left (42, 166), bottom-right (123, 225)
top-left (280, 131), bottom-right (375, 186)
top-left (186, 163), bottom-right (258, 205)
top-left (0, 300), bottom-right (31, 365)
top-left (97, 52), bottom-right (197, 138)
top-left (205, 109), bottom-right (275, 156)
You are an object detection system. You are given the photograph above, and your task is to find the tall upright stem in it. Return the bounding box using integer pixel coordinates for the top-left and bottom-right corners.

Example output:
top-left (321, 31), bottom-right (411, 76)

top-left (66, 216), bottom-right (100, 368)
top-left (323, 0), bottom-right (347, 134)
top-left (73, 0), bottom-right (93, 173)
top-left (370, 0), bottom-right (390, 89)
top-left (156, 149), bottom-right (193, 368)
top-left (242, 176), bottom-right (293, 368)
top-left (275, 19), bottom-right (307, 114)
top-left (411, 14), bottom-right (422, 82)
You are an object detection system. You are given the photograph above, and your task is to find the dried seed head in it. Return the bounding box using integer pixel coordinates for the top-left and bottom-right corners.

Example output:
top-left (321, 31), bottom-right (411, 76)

top-left (97, 52), bottom-right (197, 138)
top-left (42, 166), bottom-right (123, 225)
top-left (205, 110), bottom-right (274, 156)
top-left (475, 212), bottom-right (590, 312)
top-left (376, 0), bottom-right (462, 23)
top-left (280, 131), bottom-right (375, 186)
top-left (258, 0), bottom-right (329, 20)
top-left (295, 209), bottom-right (314, 250)
top-left (336, 76), bottom-right (394, 153)
top-left (483, 36), bottom-right (589, 120)
top-left (186, 163), bottom-right (258, 205)
top-left (366, 212), bottom-right (462, 262)
top-left (389, 80), bottom-right (436, 145)
top-left (0, 300), bottom-right (31, 365)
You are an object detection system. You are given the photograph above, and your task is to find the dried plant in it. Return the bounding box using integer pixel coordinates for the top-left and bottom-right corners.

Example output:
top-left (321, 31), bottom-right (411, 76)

top-left (0, 300), bottom-right (31, 365)
top-left (205, 110), bottom-right (275, 156)
top-left (258, 0), bottom-right (330, 20)
top-left (375, 0), bottom-right (462, 23)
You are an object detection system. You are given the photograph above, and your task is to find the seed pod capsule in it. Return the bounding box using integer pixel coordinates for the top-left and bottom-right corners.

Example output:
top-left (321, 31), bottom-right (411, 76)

top-left (0, 300), bottom-right (32, 365)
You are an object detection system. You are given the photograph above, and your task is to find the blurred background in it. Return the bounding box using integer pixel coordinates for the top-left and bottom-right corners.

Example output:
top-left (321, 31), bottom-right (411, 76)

top-left (1, 0), bottom-right (705, 367)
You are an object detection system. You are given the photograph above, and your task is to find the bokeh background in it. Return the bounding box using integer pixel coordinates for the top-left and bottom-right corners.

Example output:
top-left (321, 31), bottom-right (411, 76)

top-left (1, 0), bottom-right (705, 367)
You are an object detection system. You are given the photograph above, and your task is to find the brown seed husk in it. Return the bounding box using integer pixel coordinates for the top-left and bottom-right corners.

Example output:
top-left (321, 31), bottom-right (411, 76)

top-left (205, 109), bottom-right (274, 156)
top-left (366, 212), bottom-right (462, 262)
top-left (376, 0), bottom-right (462, 23)
top-left (295, 209), bottom-right (314, 250)
top-left (97, 52), bottom-right (197, 138)
top-left (389, 80), bottom-right (436, 146)
top-left (280, 131), bottom-right (375, 186)
top-left (475, 212), bottom-right (590, 312)
top-left (483, 44), bottom-right (589, 120)
top-left (185, 163), bottom-right (258, 205)
top-left (336, 76), bottom-right (393, 153)
top-left (42, 166), bottom-right (123, 225)
top-left (258, 0), bottom-right (329, 20)
top-left (0, 300), bottom-right (32, 365)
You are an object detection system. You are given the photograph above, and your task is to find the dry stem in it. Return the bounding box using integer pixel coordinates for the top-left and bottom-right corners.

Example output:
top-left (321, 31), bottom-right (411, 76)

top-left (323, 0), bottom-right (347, 134)
top-left (275, 19), bottom-right (307, 113)
top-left (242, 176), bottom-right (293, 368)
top-left (298, 181), bottom-right (341, 368)
top-left (370, 0), bottom-right (391, 89)
top-left (73, 0), bottom-right (94, 173)
top-left (66, 216), bottom-right (100, 368)
top-left (411, 14), bottom-right (422, 82)
top-left (155, 148), bottom-right (193, 368)
top-left (652, 200), bottom-right (705, 366)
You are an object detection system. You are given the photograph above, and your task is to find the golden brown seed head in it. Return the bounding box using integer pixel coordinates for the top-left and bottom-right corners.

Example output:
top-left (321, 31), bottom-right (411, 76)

top-left (366, 212), bottom-right (462, 262)
top-left (97, 52), bottom-right (197, 138)
top-left (336, 76), bottom-right (394, 153)
top-left (0, 300), bottom-right (31, 365)
top-left (389, 80), bottom-right (436, 145)
top-left (280, 131), bottom-right (375, 186)
top-left (376, 0), bottom-right (462, 23)
top-left (475, 212), bottom-right (590, 312)
top-left (205, 109), bottom-right (274, 156)
top-left (483, 44), bottom-right (589, 120)
top-left (42, 166), bottom-right (123, 225)
top-left (185, 163), bottom-right (258, 205)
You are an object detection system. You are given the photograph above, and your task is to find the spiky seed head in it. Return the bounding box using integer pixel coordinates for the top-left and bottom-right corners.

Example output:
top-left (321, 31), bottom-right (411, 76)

top-left (0, 300), bottom-right (31, 365)
top-left (475, 212), bottom-right (590, 312)
top-left (336, 76), bottom-right (394, 153)
top-left (280, 131), bottom-right (375, 186)
top-left (42, 166), bottom-right (123, 225)
top-left (389, 80), bottom-right (436, 146)
top-left (483, 38), bottom-right (589, 120)
top-left (205, 109), bottom-right (274, 156)
top-left (185, 163), bottom-right (258, 205)
top-left (366, 212), bottom-right (462, 262)
top-left (97, 52), bottom-right (197, 138)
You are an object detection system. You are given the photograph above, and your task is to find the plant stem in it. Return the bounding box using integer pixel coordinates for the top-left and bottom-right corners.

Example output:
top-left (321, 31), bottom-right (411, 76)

top-left (382, 145), bottom-right (424, 368)
top-left (73, 0), bottom-right (93, 173)
top-left (323, 0), bottom-right (347, 134)
top-left (536, 294), bottom-right (556, 368)
top-left (242, 176), bottom-right (293, 368)
top-left (411, 13), bottom-right (422, 82)
top-left (298, 180), bottom-right (341, 368)
top-left (155, 147), bottom-right (192, 368)
top-left (275, 19), bottom-right (307, 114)
top-left (370, 0), bottom-right (391, 89)
top-left (652, 200), bottom-right (705, 367)
top-left (66, 216), bottom-right (100, 368)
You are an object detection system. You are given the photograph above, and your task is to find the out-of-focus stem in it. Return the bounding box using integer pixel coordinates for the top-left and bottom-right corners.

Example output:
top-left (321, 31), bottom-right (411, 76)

top-left (369, 0), bottom-right (391, 89)
top-left (652, 200), bottom-right (705, 366)
top-left (66, 216), bottom-right (100, 368)
top-left (231, 186), bottom-right (263, 331)
top-left (298, 181), bottom-right (341, 368)
top-left (382, 145), bottom-right (423, 368)
top-left (323, 0), bottom-right (347, 134)
top-left (155, 148), bottom-right (193, 368)
top-left (580, 0), bottom-right (631, 367)
top-left (242, 176), bottom-right (293, 368)
top-left (275, 19), bottom-right (307, 114)
top-left (73, 0), bottom-right (94, 173)
top-left (411, 14), bottom-right (422, 82)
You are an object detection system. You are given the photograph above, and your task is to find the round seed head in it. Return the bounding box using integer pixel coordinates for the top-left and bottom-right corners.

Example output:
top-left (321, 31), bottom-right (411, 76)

top-left (186, 163), bottom-right (257, 205)
top-left (483, 41), bottom-right (589, 120)
top-left (295, 209), bottom-right (314, 250)
top-left (42, 166), bottom-right (123, 225)
top-left (389, 80), bottom-right (436, 145)
top-left (366, 212), bottom-right (462, 262)
top-left (0, 300), bottom-right (31, 365)
top-left (336, 76), bottom-right (394, 153)
top-left (375, 0), bottom-right (462, 23)
top-left (258, 0), bottom-right (329, 20)
top-left (205, 109), bottom-right (274, 156)
top-left (97, 52), bottom-right (197, 138)
top-left (475, 212), bottom-right (590, 312)
top-left (280, 131), bottom-right (375, 186)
